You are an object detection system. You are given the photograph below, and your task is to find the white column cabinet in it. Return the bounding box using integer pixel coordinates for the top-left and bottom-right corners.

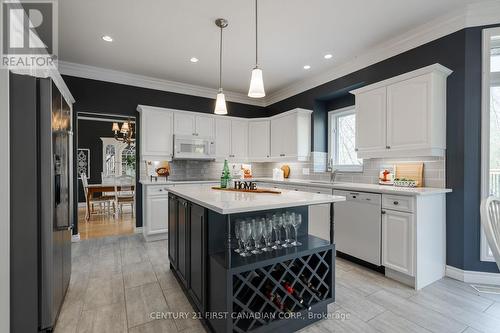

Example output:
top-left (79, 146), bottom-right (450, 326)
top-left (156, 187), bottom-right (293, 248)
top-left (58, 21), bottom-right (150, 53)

top-left (382, 209), bottom-right (414, 276)
top-left (143, 186), bottom-right (169, 241)
top-left (351, 64), bottom-right (451, 159)
top-left (138, 106), bottom-right (173, 160)
top-left (230, 119), bottom-right (248, 160)
top-left (248, 120), bottom-right (270, 161)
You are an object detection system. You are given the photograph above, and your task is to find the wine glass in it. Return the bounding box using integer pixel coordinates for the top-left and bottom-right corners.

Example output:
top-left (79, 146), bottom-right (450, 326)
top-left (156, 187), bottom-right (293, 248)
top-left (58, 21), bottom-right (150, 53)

top-left (261, 218), bottom-right (273, 252)
top-left (238, 222), bottom-right (252, 257)
top-left (281, 213), bottom-right (293, 248)
top-left (234, 219), bottom-right (242, 253)
top-left (251, 219), bottom-right (263, 254)
top-left (271, 214), bottom-right (283, 250)
top-left (291, 214), bottom-right (302, 246)
top-left (244, 218), bottom-right (253, 251)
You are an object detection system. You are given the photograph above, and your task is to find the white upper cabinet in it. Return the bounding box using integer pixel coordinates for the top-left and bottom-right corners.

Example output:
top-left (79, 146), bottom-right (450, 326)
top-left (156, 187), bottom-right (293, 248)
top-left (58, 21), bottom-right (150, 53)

top-left (351, 64), bottom-right (451, 159)
top-left (138, 106), bottom-right (173, 160)
top-left (248, 120), bottom-right (270, 161)
top-left (270, 109), bottom-right (312, 161)
top-left (230, 119), bottom-right (248, 160)
top-left (195, 114), bottom-right (215, 138)
top-left (173, 112), bottom-right (196, 136)
top-left (355, 87), bottom-right (387, 155)
top-left (174, 112), bottom-right (214, 138)
top-left (215, 117), bottom-right (231, 160)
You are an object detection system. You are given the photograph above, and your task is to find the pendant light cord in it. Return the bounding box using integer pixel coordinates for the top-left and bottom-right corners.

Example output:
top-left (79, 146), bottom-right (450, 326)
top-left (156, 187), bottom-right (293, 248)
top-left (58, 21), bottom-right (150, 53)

top-left (219, 25), bottom-right (223, 90)
top-left (255, 0), bottom-right (258, 66)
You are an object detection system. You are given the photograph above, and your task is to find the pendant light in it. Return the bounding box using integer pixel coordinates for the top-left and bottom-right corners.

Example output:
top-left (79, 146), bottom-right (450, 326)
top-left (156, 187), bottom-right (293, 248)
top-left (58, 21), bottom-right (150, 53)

top-left (248, 0), bottom-right (265, 98)
top-left (214, 18), bottom-right (228, 115)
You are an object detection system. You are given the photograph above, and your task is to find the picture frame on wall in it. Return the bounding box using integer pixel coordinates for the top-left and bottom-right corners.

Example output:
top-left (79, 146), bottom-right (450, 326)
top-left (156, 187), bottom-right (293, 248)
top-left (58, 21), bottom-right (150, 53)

top-left (77, 148), bottom-right (90, 179)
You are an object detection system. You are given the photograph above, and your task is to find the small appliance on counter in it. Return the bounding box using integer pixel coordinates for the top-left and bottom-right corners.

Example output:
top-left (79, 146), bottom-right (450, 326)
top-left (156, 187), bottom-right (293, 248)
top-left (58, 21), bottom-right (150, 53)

top-left (145, 160), bottom-right (170, 182)
top-left (378, 166), bottom-right (395, 185)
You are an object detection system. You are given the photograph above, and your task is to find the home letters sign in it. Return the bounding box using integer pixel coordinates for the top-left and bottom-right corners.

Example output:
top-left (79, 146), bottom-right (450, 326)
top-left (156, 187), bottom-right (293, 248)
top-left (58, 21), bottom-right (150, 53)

top-left (234, 180), bottom-right (257, 190)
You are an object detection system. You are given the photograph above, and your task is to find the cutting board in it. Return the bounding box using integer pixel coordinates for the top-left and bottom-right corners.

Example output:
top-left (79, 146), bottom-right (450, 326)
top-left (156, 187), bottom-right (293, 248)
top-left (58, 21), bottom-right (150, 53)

top-left (395, 163), bottom-right (424, 187)
top-left (211, 187), bottom-right (282, 194)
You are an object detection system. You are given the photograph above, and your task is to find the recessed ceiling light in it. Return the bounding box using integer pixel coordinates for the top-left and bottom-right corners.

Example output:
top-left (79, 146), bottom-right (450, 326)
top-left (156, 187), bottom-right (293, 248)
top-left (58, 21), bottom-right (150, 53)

top-left (303, 65), bottom-right (311, 70)
top-left (190, 57), bottom-right (199, 63)
top-left (102, 35), bottom-right (113, 42)
top-left (324, 54), bottom-right (333, 59)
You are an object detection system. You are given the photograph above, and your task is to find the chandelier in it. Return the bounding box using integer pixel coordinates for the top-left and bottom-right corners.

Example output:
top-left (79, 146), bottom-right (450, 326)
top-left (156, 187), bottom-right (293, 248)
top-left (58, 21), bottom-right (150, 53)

top-left (112, 119), bottom-right (135, 146)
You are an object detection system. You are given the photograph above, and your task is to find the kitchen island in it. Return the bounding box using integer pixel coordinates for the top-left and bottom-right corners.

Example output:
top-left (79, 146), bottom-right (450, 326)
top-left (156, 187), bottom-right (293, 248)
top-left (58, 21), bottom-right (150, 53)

top-left (165, 184), bottom-right (345, 333)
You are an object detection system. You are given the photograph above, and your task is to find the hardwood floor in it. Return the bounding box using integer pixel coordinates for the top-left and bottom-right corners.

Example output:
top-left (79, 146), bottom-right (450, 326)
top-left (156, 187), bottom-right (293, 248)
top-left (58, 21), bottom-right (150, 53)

top-left (77, 206), bottom-right (135, 240)
top-left (57, 234), bottom-right (500, 333)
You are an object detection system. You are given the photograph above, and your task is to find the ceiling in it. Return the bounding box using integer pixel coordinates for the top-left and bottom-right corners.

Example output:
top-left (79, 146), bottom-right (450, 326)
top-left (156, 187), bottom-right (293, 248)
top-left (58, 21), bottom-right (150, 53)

top-left (59, 0), bottom-right (485, 97)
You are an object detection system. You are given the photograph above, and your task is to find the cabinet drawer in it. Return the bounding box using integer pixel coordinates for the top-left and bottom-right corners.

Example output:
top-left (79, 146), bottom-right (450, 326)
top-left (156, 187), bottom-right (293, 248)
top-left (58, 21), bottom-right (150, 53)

top-left (307, 186), bottom-right (332, 195)
top-left (382, 195), bottom-right (414, 212)
top-left (147, 186), bottom-right (169, 196)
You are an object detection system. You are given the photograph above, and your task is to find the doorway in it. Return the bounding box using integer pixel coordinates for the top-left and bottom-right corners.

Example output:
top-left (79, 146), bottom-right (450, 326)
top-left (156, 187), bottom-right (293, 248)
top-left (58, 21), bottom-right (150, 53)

top-left (75, 113), bottom-right (137, 240)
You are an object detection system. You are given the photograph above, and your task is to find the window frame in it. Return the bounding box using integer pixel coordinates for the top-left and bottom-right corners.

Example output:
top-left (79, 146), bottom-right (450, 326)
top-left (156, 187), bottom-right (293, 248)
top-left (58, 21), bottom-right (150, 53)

top-left (328, 106), bottom-right (363, 173)
top-left (480, 27), bottom-right (500, 262)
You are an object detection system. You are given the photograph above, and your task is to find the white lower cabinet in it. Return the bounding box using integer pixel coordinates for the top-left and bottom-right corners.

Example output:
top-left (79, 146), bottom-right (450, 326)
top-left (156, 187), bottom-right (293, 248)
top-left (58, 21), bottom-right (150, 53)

top-left (382, 209), bottom-right (414, 276)
top-left (143, 186), bottom-right (169, 241)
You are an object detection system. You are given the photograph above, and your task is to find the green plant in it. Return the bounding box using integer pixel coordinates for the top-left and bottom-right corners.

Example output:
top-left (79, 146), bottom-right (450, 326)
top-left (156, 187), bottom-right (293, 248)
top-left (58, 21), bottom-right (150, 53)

top-left (125, 155), bottom-right (136, 170)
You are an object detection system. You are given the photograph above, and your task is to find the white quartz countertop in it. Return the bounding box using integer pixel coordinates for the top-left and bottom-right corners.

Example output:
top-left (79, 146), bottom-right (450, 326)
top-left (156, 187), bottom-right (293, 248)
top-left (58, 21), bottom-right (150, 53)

top-left (252, 178), bottom-right (452, 196)
top-left (139, 179), bottom-right (219, 186)
top-left (165, 184), bottom-right (346, 215)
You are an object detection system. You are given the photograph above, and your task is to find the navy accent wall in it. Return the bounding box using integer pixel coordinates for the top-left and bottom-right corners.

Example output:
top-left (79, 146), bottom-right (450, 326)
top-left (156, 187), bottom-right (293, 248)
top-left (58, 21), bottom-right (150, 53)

top-left (64, 75), bottom-right (267, 233)
top-left (266, 26), bottom-right (499, 273)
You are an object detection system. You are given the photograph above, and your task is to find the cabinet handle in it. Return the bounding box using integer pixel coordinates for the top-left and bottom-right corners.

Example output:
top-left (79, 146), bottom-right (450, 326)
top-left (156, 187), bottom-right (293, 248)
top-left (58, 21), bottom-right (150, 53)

top-left (386, 146), bottom-right (391, 149)
top-left (393, 201), bottom-right (399, 205)
top-left (159, 189), bottom-right (163, 192)
top-left (354, 148), bottom-right (359, 152)
top-left (381, 210), bottom-right (386, 215)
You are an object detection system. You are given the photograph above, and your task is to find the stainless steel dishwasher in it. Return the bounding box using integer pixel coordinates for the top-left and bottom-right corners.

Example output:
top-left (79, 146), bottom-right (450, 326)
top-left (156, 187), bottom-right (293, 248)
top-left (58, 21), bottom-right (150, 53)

top-left (333, 190), bottom-right (382, 266)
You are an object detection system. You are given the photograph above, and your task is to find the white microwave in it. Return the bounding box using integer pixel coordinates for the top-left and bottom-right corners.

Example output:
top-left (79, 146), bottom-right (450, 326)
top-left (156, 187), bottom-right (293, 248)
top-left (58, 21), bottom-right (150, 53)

top-left (173, 135), bottom-right (216, 160)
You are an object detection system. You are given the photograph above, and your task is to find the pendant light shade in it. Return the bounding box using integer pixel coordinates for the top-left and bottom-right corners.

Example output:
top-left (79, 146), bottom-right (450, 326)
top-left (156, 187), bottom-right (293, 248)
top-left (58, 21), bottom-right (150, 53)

top-left (248, 0), bottom-right (265, 98)
top-left (214, 18), bottom-right (228, 115)
top-left (248, 67), bottom-right (265, 98)
top-left (214, 89), bottom-right (228, 115)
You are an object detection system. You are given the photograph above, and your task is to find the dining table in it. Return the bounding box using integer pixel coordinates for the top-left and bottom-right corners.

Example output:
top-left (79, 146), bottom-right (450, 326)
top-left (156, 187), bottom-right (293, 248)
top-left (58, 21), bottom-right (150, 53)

top-left (85, 183), bottom-right (135, 221)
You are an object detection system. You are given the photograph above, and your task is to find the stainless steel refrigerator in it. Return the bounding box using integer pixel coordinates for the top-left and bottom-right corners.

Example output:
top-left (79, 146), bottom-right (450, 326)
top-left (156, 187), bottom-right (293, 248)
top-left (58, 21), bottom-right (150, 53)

top-left (9, 73), bottom-right (73, 332)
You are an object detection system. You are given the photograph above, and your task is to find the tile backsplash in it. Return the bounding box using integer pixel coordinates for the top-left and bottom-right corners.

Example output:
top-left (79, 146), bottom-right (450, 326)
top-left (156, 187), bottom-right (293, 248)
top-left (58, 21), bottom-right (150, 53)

top-left (141, 155), bottom-right (445, 188)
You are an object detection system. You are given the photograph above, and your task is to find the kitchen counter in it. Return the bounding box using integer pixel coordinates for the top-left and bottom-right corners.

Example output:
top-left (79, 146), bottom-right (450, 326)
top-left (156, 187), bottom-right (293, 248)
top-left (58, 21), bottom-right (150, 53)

top-left (165, 183), bottom-right (345, 214)
top-left (252, 177), bottom-right (452, 196)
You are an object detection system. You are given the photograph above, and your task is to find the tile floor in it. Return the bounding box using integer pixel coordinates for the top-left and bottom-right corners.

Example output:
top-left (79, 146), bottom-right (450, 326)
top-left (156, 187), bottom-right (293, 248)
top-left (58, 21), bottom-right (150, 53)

top-left (56, 234), bottom-right (500, 333)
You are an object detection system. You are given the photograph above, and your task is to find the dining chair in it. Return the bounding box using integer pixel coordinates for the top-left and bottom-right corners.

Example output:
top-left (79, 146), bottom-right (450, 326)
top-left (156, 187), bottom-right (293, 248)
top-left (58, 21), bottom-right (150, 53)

top-left (476, 196), bottom-right (500, 293)
top-left (81, 173), bottom-right (115, 219)
top-left (114, 175), bottom-right (135, 218)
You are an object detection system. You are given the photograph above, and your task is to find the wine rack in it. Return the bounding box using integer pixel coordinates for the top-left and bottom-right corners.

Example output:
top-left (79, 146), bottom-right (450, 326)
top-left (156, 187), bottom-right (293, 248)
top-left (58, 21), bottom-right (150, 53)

top-left (231, 249), bottom-right (333, 333)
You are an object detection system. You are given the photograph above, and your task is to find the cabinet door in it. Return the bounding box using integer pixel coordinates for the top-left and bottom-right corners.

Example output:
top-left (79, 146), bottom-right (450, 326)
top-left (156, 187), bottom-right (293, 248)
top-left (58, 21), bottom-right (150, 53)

top-left (174, 112), bottom-right (196, 136)
top-left (195, 115), bottom-right (215, 138)
top-left (355, 87), bottom-right (387, 154)
top-left (146, 195), bottom-right (169, 234)
top-left (141, 110), bottom-right (173, 158)
top-left (168, 195), bottom-right (178, 268)
top-left (382, 210), bottom-right (414, 276)
top-left (189, 204), bottom-right (206, 312)
top-left (248, 120), bottom-right (270, 160)
top-left (281, 113), bottom-right (298, 157)
top-left (215, 118), bottom-right (231, 159)
top-left (387, 75), bottom-right (430, 151)
top-left (270, 117), bottom-right (284, 158)
top-left (177, 198), bottom-right (189, 287)
top-left (230, 119), bottom-right (248, 159)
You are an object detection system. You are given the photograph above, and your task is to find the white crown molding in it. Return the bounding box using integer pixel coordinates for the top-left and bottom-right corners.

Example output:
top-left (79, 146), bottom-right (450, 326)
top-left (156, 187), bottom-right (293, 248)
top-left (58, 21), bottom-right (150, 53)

top-left (58, 61), bottom-right (266, 107)
top-left (446, 265), bottom-right (500, 285)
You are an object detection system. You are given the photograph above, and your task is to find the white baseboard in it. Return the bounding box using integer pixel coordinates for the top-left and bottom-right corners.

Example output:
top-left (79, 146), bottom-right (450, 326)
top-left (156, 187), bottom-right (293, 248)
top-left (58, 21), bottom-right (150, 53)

top-left (446, 265), bottom-right (500, 285)
top-left (71, 233), bottom-right (81, 242)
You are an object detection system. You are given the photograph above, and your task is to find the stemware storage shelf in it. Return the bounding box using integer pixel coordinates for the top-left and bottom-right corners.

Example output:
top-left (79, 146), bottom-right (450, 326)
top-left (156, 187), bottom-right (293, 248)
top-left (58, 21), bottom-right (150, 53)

top-left (208, 242), bottom-right (335, 333)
